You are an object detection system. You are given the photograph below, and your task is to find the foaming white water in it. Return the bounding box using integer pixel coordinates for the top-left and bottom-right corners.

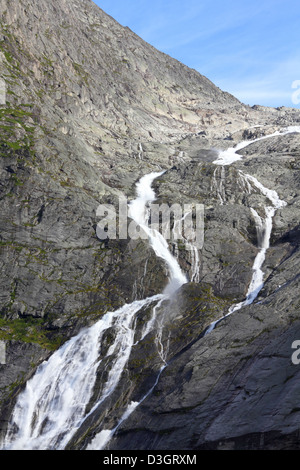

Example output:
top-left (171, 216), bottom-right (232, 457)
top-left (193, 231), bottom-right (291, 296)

top-left (213, 126), bottom-right (300, 166)
top-left (3, 319), bottom-right (103, 450)
top-left (140, 296), bottom-right (166, 342)
top-left (228, 205), bottom-right (277, 310)
top-left (239, 171), bottom-right (287, 209)
top-left (86, 400), bottom-right (140, 451)
top-left (128, 172), bottom-right (187, 294)
top-left (2, 295), bottom-right (162, 450)
top-left (4, 124), bottom-right (295, 449)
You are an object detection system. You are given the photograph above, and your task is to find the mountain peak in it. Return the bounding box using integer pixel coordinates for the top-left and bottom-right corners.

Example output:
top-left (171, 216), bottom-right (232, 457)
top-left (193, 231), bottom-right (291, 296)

top-left (0, 0), bottom-right (246, 145)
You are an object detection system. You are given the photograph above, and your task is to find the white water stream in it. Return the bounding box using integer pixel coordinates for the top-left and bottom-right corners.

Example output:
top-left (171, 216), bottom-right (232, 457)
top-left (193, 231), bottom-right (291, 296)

top-left (128, 172), bottom-right (187, 294)
top-left (213, 126), bottom-right (300, 166)
top-left (205, 127), bottom-right (300, 334)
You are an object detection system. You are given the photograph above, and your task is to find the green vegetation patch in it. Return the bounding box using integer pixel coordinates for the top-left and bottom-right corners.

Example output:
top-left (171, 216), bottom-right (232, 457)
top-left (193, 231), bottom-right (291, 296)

top-left (0, 316), bottom-right (63, 351)
top-left (72, 61), bottom-right (89, 85)
top-left (0, 104), bottom-right (36, 158)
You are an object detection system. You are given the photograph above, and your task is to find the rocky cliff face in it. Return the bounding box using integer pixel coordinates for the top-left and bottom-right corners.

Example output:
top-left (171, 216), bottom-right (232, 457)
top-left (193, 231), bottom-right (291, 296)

top-left (0, 0), bottom-right (300, 450)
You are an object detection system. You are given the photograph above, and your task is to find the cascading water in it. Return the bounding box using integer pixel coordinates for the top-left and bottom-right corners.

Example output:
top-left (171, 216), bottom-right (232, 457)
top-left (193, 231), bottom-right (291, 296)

top-left (90, 126), bottom-right (297, 445)
top-left (128, 172), bottom-right (187, 294)
top-left (84, 172), bottom-right (188, 449)
top-left (86, 362), bottom-right (167, 451)
top-left (2, 295), bottom-right (163, 450)
top-left (213, 126), bottom-right (300, 166)
top-left (172, 212), bottom-right (201, 284)
top-left (2, 171), bottom-right (187, 451)
top-left (205, 128), bottom-right (296, 334)
top-left (186, 243), bottom-right (200, 283)
top-left (211, 166), bottom-right (226, 205)
top-left (90, 125), bottom-right (298, 445)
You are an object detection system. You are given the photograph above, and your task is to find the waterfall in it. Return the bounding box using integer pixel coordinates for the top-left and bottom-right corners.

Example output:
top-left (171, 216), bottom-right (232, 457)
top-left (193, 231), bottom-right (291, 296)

top-left (128, 172), bottom-right (187, 294)
top-left (184, 242), bottom-right (200, 283)
top-left (2, 170), bottom-right (187, 451)
top-left (3, 126), bottom-right (299, 450)
top-left (84, 172), bottom-right (188, 449)
top-left (2, 295), bottom-right (163, 450)
top-left (171, 211), bottom-right (201, 284)
top-left (205, 202), bottom-right (278, 335)
top-left (87, 363), bottom-right (167, 450)
top-left (138, 143), bottom-right (143, 160)
top-left (213, 126), bottom-right (300, 166)
top-left (205, 129), bottom-right (292, 335)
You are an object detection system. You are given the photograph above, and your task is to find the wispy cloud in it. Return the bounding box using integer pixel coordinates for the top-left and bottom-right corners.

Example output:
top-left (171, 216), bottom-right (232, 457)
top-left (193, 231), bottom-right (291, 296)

top-left (139, 0), bottom-right (282, 52)
top-left (215, 54), bottom-right (300, 107)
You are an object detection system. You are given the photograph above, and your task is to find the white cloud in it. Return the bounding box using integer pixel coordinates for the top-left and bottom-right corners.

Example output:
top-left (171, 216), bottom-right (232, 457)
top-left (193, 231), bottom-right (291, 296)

top-left (214, 55), bottom-right (300, 107)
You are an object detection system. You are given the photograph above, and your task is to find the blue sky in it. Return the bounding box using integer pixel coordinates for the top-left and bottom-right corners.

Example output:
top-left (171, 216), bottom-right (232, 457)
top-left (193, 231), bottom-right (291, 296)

top-left (93, 0), bottom-right (300, 108)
